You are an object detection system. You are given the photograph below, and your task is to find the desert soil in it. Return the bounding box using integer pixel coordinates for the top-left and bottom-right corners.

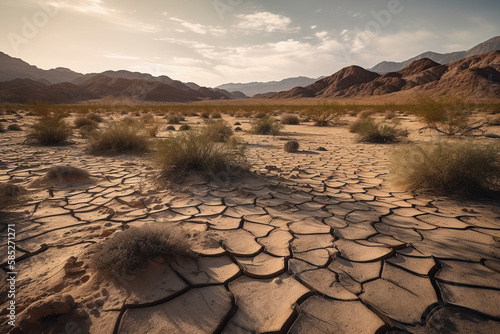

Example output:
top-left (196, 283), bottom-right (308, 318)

top-left (1, 110), bottom-right (500, 334)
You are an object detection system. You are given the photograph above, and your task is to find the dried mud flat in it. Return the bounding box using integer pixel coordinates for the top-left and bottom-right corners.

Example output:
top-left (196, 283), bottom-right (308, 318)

top-left (1, 111), bottom-right (500, 334)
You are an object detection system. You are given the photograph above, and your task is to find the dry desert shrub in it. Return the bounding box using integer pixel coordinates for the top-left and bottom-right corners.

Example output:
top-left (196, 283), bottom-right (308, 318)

top-left (249, 115), bottom-right (283, 135)
top-left (0, 183), bottom-right (27, 212)
top-left (90, 224), bottom-right (196, 276)
top-left (28, 110), bottom-right (72, 145)
top-left (392, 141), bottom-right (500, 197)
top-left (412, 96), bottom-right (486, 136)
top-left (354, 117), bottom-right (408, 143)
top-left (87, 112), bottom-right (103, 123)
top-left (166, 113), bottom-right (184, 124)
top-left (148, 124), bottom-right (161, 138)
top-left (384, 110), bottom-right (397, 120)
top-left (202, 119), bottom-right (233, 142)
top-left (488, 114), bottom-right (500, 126)
top-left (280, 113), bottom-right (300, 125)
top-left (87, 121), bottom-right (150, 154)
top-left (179, 124), bottom-right (191, 131)
top-left (309, 111), bottom-right (341, 127)
top-left (156, 127), bottom-right (246, 178)
top-left (74, 116), bottom-right (98, 129)
top-left (166, 125), bottom-right (176, 131)
top-left (284, 140), bottom-right (300, 153)
top-left (0, 123), bottom-right (4, 133)
top-left (7, 123), bottom-right (22, 131)
top-left (358, 110), bottom-right (374, 120)
top-left (45, 165), bottom-right (90, 182)
top-left (200, 110), bottom-right (211, 119)
top-left (210, 112), bottom-right (222, 119)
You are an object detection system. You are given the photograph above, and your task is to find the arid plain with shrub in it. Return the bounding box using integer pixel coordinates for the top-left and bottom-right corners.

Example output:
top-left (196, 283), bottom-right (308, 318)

top-left (0, 95), bottom-right (500, 334)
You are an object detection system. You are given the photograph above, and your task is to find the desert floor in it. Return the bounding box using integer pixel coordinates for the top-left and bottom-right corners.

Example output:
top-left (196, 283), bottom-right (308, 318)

top-left (1, 110), bottom-right (500, 334)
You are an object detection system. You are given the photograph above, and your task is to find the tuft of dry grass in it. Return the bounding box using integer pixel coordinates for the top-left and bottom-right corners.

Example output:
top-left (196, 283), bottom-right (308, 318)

top-left (310, 111), bottom-right (340, 127)
top-left (249, 115), bottom-right (283, 135)
top-left (391, 141), bottom-right (500, 197)
top-left (0, 183), bottom-right (27, 212)
top-left (28, 110), bottom-right (72, 145)
top-left (156, 128), bottom-right (246, 178)
top-left (90, 224), bottom-right (197, 276)
top-left (280, 113), bottom-right (300, 125)
top-left (148, 124), bottom-right (161, 137)
top-left (87, 121), bottom-right (150, 154)
top-left (354, 117), bottom-right (408, 143)
top-left (7, 123), bottom-right (22, 131)
top-left (45, 165), bottom-right (90, 182)
top-left (411, 96), bottom-right (485, 136)
top-left (210, 112), bottom-right (222, 119)
top-left (74, 116), bottom-right (98, 129)
top-left (202, 119), bottom-right (233, 142)
top-left (284, 140), bottom-right (300, 153)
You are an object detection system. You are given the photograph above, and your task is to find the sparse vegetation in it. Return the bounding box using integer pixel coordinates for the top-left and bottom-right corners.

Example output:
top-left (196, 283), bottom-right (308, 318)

top-left (90, 224), bottom-right (197, 276)
top-left (28, 110), bottom-right (72, 145)
top-left (284, 140), bottom-right (300, 153)
top-left (210, 112), bottom-right (222, 119)
top-left (249, 115), bottom-right (283, 135)
top-left (354, 117), bottom-right (408, 143)
top-left (7, 124), bottom-right (22, 131)
top-left (202, 119), bottom-right (233, 142)
top-left (0, 123), bottom-right (5, 133)
top-left (87, 121), bottom-right (150, 154)
top-left (42, 165), bottom-right (91, 183)
top-left (179, 124), bottom-right (190, 131)
top-left (412, 96), bottom-right (486, 136)
top-left (148, 124), bottom-right (161, 138)
top-left (0, 183), bottom-right (27, 212)
top-left (87, 112), bottom-right (103, 123)
top-left (156, 128), bottom-right (246, 177)
top-left (74, 116), bottom-right (98, 129)
top-left (384, 110), bottom-right (396, 120)
top-left (166, 113), bottom-right (184, 124)
top-left (310, 111), bottom-right (340, 127)
top-left (166, 125), bottom-right (176, 131)
top-left (280, 113), bottom-right (300, 125)
top-left (392, 141), bottom-right (500, 197)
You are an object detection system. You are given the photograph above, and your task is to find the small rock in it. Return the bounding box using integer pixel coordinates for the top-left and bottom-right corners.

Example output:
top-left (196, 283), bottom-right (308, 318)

top-left (317, 147), bottom-right (328, 151)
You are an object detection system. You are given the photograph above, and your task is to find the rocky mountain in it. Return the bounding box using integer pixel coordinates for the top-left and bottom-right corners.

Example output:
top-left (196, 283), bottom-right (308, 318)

top-left (370, 36), bottom-right (500, 74)
top-left (0, 52), bottom-right (84, 84)
top-left (272, 50), bottom-right (500, 99)
top-left (216, 76), bottom-right (322, 97)
top-left (0, 74), bottom-right (233, 103)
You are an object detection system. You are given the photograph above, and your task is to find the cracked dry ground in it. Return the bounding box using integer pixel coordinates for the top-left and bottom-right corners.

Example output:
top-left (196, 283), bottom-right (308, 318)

top-left (1, 113), bottom-right (500, 334)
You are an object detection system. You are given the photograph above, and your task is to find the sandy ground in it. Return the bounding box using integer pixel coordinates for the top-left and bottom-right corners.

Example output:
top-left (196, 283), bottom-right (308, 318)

top-left (0, 110), bottom-right (500, 334)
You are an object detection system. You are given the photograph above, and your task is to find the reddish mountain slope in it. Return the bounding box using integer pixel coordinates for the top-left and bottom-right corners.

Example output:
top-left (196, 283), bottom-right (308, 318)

top-left (272, 51), bottom-right (500, 99)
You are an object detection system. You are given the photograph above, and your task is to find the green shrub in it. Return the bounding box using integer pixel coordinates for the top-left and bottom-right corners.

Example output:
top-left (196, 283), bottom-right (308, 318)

top-left (156, 129), bottom-right (246, 177)
top-left (280, 113), bottom-right (300, 125)
top-left (391, 141), bottom-right (500, 197)
top-left (284, 140), bottom-right (300, 153)
top-left (28, 111), bottom-right (72, 145)
top-left (202, 119), bottom-right (233, 142)
top-left (87, 122), bottom-right (149, 154)
top-left (90, 224), bottom-right (196, 276)
top-left (355, 117), bottom-right (408, 143)
top-left (249, 115), bottom-right (283, 135)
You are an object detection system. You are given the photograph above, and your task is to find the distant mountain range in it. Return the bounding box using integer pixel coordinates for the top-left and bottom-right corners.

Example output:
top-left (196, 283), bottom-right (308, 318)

top-left (370, 36), bottom-right (500, 73)
top-left (215, 76), bottom-right (323, 98)
top-left (0, 52), bottom-right (246, 103)
top-left (0, 36), bottom-right (498, 103)
top-left (272, 51), bottom-right (500, 99)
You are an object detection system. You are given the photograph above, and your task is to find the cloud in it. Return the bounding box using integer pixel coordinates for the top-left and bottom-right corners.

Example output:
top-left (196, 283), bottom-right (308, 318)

top-left (48, 0), bottom-right (114, 16)
top-left (236, 11), bottom-right (292, 33)
top-left (103, 52), bottom-right (139, 60)
top-left (170, 18), bottom-right (226, 36)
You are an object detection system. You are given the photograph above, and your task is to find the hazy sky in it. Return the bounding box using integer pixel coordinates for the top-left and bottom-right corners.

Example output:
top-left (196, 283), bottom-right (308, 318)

top-left (1, 0), bottom-right (499, 86)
